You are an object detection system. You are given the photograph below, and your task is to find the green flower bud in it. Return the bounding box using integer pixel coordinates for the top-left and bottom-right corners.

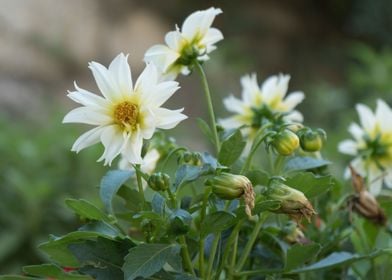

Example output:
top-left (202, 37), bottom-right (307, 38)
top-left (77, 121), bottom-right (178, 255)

top-left (299, 128), bottom-right (326, 152)
top-left (206, 173), bottom-right (255, 217)
top-left (273, 129), bottom-right (299, 156)
top-left (265, 179), bottom-right (315, 222)
top-left (179, 151), bottom-right (203, 166)
top-left (148, 172), bottom-right (170, 191)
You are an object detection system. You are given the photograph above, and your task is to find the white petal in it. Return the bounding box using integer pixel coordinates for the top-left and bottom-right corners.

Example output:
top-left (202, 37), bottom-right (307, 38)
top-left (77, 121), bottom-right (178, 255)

top-left (141, 149), bottom-right (160, 174)
top-left (181, 7), bottom-right (222, 40)
top-left (123, 128), bottom-right (143, 164)
top-left (282, 91), bottom-right (305, 110)
top-left (284, 110), bottom-right (303, 123)
top-left (67, 82), bottom-right (109, 108)
top-left (338, 140), bottom-right (358, 155)
top-left (384, 170), bottom-right (392, 188)
top-left (240, 74), bottom-right (260, 105)
top-left (223, 95), bottom-right (245, 114)
top-left (262, 74), bottom-right (290, 103)
top-left (368, 167), bottom-right (384, 196)
top-left (139, 108), bottom-right (156, 139)
top-left (135, 63), bottom-right (159, 94)
top-left (164, 30), bottom-right (184, 51)
top-left (71, 126), bottom-right (105, 153)
top-left (356, 103), bottom-right (375, 133)
top-left (88, 61), bottom-right (121, 101)
top-left (200, 27), bottom-right (223, 52)
top-left (144, 44), bottom-right (180, 73)
top-left (144, 81), bottom-right (179, 108)
top-left (63, 106), bottom-right (112, 125)
top-left (118, 155), bottom-right (132, 170)
top-left (97, 125), bottom-right (125, 166)
top-left (348, 123), bottom-right (364, 140)
top-left (219, 116), bottom-right (245, 129)
top-left (154, 108), bottom-right (187, 129)
top-left (108, 53), bottom-right (133, 97)
top-left (375, 99), bottom-right (392, 131)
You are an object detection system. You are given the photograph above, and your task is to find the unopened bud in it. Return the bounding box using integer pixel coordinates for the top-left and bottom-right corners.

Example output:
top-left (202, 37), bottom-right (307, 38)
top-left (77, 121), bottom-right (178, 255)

top-left (168, 209), bottom-right (192, 235)
top-left (179, 151), bottom-right (203, 166)
top-left (299, 128), bottom-right (326, 152)
top-left (273, 129), bottom-right (299, 156)
top-left (283, 222), bottom-right (309, 244)
top-left (206, 173), bottom-right (255, 217)
top-left (265, 179), bottom-right (316, 222)
top-left (148, 172), bottom-right (170, 191)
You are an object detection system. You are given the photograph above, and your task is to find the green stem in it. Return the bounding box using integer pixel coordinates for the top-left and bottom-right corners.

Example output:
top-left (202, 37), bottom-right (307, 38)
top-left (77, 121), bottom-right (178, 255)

top-left (166, 188), bottom-right (176, 208)
top-left (134, 164), bottom-right (146, 207)
top-left (215, 220), bottom-right (244, 279)
top-left (199, 188), bottom-right (210, 278)
top-left (206, 233), bottom-right (221, 279)
top-left (161, 147), bottom-right (187, 171)
top-left (273, 155), bottom-right (285, 175)
top-left (195, 61), bottom-right (220, 155)
top-left (228, 226), bottom-right (240, 280)
top-left (179, 235), bottom-right (196, 276)
top-left (235, 213), bottom-right (268, 272)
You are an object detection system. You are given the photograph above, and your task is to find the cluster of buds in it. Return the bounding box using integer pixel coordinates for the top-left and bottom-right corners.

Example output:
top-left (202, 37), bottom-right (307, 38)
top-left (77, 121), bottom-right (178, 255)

top-left (269, 125), bottom-right (326, 156)
top-left (178, 151), bottom-right (203, 166)
top-left (264, 178), bottom-right (316, 222)
top-left (206, 173), bottom-right (255, 217)
top-left (282, 221), bottom-right (309, 244)
top-left (347, 166), bottom-right (386, 225)
top-left (148, 172), bottom-right (171, 191)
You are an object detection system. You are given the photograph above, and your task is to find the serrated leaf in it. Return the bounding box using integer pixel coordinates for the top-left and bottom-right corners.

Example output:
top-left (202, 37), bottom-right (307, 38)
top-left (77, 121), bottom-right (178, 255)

top-left (39, 231), bottom-right (117, 267)
top-left (100, 170), bottom-right (134, 214)
top-left (218, 129), bottom-right (246, 166)
top-left (23, 264), bottom-right (90, 280)
top-left (284, 243), bottom-right (321, 271)
top-left (123, 243), bottom-right (181, 280)
top-left (197, 118), bottom-right (215, 145)
top-left (65, 199), bottom-right (111, 223)
top-left (201, 211), bottom-right (236, 236)
top-left (68, 237), bottom-right (133, 280)
top-left (284, 157), bottom-right (331, 172)
top-left (285, 172), bottom-right (333, 199)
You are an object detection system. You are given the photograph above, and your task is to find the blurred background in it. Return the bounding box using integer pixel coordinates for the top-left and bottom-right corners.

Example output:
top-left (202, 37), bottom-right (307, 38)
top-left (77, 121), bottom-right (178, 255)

top-left (1, 0), bottom-right (391, 274)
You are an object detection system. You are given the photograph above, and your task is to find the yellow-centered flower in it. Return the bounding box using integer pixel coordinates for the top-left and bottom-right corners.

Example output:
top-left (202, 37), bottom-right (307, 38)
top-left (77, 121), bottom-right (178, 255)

top-left (63, 53), bottom-right (187, 165)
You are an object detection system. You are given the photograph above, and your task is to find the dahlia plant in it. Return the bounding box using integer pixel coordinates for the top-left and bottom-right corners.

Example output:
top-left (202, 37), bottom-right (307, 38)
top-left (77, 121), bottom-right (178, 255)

top-left (4, 7), bottom-right (392, 280)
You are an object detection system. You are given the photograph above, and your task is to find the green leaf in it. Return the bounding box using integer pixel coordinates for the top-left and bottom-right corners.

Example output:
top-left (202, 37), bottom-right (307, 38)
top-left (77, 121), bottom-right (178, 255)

top-left (117, 186), bottom-right (143, 211)
top-left (151, 193), bottom-right (167, 216)
top-left (69, 237), bottom-right (133, 280)
top-left (173, 165), bottom-right (211, 191)
top-left (79, 221), bottom-right (120, 237)
top-left (39, 231), bottom-right (117, 267)
top-left (197, 118), bottom-right (215, 145)
top-left (0, 276), bottom-right (40, 280)
top-left (23, 264), bottom-right (90, 280)
top-left (65, 199), bottom-right (112, 223)
top-left (218, 129), bottom-right (246, 166)
top-left (201, 211), bottom-right (236, 236)
top-left (246, 170), bottom-right (270, 186)
top-left (284, 243), bottom-right (321, 271)
top-left (100, 170), bottom-right (134, 214)
top-left (122, 243), bottom-right (181, 280)
top-left (235, 200), bottom-right (281, 219)
top-left (285, 172), bottom-right (333, 199)
top-left (284, 157), bottom-right (331, 172)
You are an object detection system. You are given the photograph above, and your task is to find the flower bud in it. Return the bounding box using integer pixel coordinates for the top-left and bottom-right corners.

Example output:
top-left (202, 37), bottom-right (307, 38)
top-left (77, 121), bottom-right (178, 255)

top-left (178, 151), bottom-right (203, 166)
top-left (273, 129), bottom-right (299, 156)
top-left (265, 179), bottom-right (316, 222)
top-left (168, 209), bottom-right (192, 235)
top-left (148, 172), bottom-right (170, 191)
top-left (299, 128), bottom-right (326, 152)
top-left (206, 173), bottom-right (255, 217)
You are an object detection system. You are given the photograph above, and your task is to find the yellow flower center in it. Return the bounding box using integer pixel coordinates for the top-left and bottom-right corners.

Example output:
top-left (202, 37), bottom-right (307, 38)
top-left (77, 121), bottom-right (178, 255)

top-left (114, 101), bottom-right (139, 130)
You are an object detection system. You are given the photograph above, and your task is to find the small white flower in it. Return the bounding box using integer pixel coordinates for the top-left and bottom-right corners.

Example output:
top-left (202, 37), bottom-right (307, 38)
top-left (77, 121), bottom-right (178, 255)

top-left (119, 148), bottom-right (160, 175)
top-left (63, 53), bottom-right (187, 166)
top-left (144, 7), bottom-right (223, 80)
top-left (220, 73), bottom-right (305, 137)
top-left (338, 99), bottom-right (392, 195)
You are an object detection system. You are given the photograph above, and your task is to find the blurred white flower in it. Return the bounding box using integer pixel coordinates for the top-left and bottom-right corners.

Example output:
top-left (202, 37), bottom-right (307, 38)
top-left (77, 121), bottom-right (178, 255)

top-left (63, 53), bottom-right (187, 165)
top-left (220, 73), bottom-right (305, 137)
top-left (144, 7), bottom-right (223, 80)
top-left (119, 148), bottom-right (160, 175)
top-left (339, 99), bottom-right (392, 195)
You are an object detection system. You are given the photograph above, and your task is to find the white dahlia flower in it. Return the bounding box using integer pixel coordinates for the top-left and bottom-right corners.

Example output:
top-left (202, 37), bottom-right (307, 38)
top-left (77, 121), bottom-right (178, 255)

top-left (63, 53), bottom-right (187, 166)
top-left (339, 99), bottom-right (392, 195)
top-left (144, 7), bottom-right (223, 80)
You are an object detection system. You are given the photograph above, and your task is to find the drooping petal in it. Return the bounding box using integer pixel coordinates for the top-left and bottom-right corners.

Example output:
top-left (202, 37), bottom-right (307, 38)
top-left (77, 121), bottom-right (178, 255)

top-left (144, 44), bottom-right (180, 73)
top-left (181, 7), bottom-right (222, 40)
top-left (200, 27), bottom-right (223, 52)
top-left (375, 99), bottom-right (392, 132)
top-left (63, 106), bottom-right (112, 125)
top-left (141, 149), bottom-right (160, 174)
top-left (356, 103), bottom-right (375, 133)
top-left (108, 53), bottom-right (133, 97)
top-left (139, 108), bottom-right (156, 139)
top-left (88, 61), bottom-right (121, 101)
top-left (284, 110), bottom-right (303, 123)
top-left (219, 116), bottom-right (245, 129)
top-left (71, 126), bottom-right (105, 153)
top-left (368, 165), bottom-right (384, 196)
top-left (123, 128), bottom-right (143, 164)
top-left (97, 125), bottom-right (125, 166)
top-left (153, 108), bottom-right (188, 129)
top-left (348, 123), bottom-right (364, 140)
top-left (223, 95), bottom-right (246, 114)
top-left (338, 140), bottom-right (358, 155)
